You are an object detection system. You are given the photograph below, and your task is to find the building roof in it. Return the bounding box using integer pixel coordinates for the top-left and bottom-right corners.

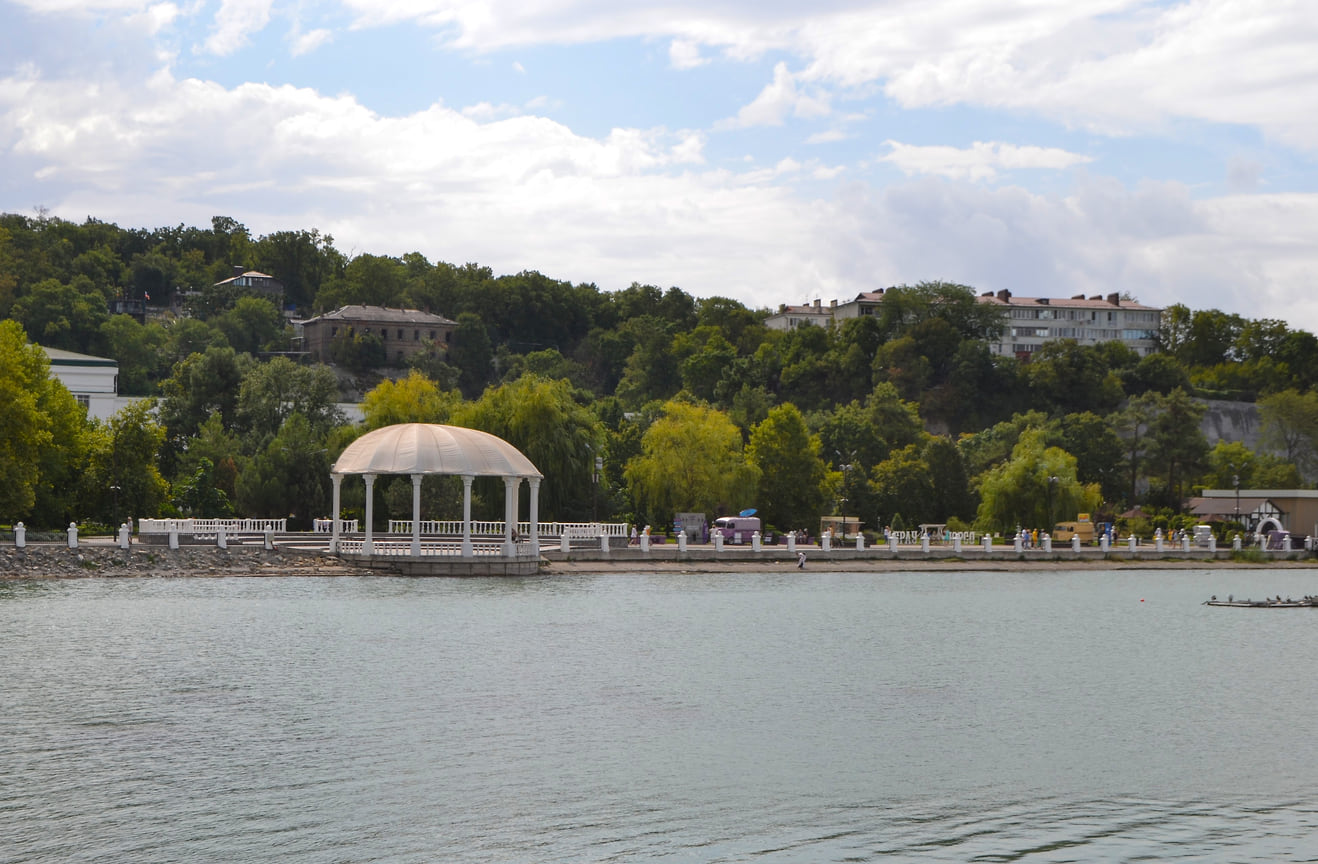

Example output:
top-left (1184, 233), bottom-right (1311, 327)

top-left (333, 423), bottom-right (542, 479)
top-left (1200, 489), bottom-right (1318, 499)
top-left (976, 293), bottom-right (1161, 312)
top-left (40, 346), bottom-right (118, 367)
top-left (301, 305), bottom-right (457, 327)
top-left (1188, 497), bottom-right (1280, 518)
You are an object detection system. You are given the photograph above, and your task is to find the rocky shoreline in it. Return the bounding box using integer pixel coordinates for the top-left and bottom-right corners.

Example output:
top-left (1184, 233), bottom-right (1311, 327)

top-left (0, 544), bottom-right (372, 578)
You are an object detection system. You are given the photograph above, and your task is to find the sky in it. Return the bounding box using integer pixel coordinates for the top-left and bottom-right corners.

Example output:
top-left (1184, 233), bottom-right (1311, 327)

top-left (2, 0), bottom-right (1317, 332)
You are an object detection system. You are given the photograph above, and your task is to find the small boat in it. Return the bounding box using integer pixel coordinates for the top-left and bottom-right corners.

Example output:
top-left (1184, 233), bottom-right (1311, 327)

top-left (1204, 596), bottom-right (1318, 608)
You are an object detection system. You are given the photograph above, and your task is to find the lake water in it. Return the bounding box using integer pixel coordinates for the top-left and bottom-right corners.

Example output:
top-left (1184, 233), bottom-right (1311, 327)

top-left (3, 569), bottom-right (1318, 862)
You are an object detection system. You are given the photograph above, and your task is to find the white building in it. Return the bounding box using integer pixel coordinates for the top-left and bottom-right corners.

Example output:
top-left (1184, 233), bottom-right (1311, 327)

top-left (765, 289), bottom-right (1162, 358)
top-left (41, 346), bottom-right (142, 420)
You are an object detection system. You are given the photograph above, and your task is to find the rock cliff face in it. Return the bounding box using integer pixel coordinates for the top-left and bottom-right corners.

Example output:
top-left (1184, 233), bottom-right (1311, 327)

top-left (1200, 399), bottom-right (1264, 450)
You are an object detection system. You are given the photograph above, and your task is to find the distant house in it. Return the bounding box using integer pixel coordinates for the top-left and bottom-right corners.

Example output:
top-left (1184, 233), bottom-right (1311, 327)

top-left (40, 346), bottom-right (143, 420)
top-left (295, 305), bottom-right (458, 366)
top-left (764, 300), bottom-right (835, 331)
top-left (214, 266), bottom-right (285, 305)
top-left (765, 288), bottom-right (1162, 358)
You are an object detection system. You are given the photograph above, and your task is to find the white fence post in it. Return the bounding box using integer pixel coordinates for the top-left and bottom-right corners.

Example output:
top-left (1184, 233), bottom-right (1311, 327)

top-left (952, 535), bottom-right (962, 554)
top-left (169, 528), bottom-right (179, 550)
top-left (1100, 533), bottom-right (1109, 552)
top-left (855, 533), bottom-right (864, 551)
top-left (678, 532), bottom-right (687, 552)
top-left (714, 532), bottom-right (724, 551)
top-left (1072, 535), bottom-right (1080, 553)
top-left (752, 531), bottom-right (762, 552)
top-left (118, 522), bottom-right (131, 550)
top-left (67, 522), bottom-right (78, 549)
top-left (983, 534), bottom-right (992, 554)
top-left (821, 530), bottom-right (831, 553)
top-left (1128, 535), bottom-right (1137, 553)
top-left (1043, 534), bottom-right (1051, 553)
top-left (1183, 534), bottom-right (1192, 553)
top-left (1233, 533), bottom-right (1242, 551)
top-left (14, 522), bottom-right (25, 548)
top-left (600, 532), bottom-right (610, 554)
top-left (1209, 535), bottom-right (1217, 553)
top-left (640, 529), bottom-right (650, 552)
top-left (890, 534), bottom-right (899, 553)
top-left (786, 532), bottom-right (796, 553)
top-left (217, 526), bottom-right (227, 549)
top-left (921, 532), bottom-right (930, 554)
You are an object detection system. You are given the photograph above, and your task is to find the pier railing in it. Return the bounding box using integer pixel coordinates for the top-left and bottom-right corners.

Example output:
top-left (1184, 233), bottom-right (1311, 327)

top-left (385, 520), bottom-right (629, 538)
top-left (140, 518), bottom-right (287, 535)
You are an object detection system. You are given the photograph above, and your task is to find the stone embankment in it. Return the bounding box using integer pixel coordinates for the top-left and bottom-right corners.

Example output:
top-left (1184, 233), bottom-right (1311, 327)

top-left (0, 543), bottom-right (370, 579)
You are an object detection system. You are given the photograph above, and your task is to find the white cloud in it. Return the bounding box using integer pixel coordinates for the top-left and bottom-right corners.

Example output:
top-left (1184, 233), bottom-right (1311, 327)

top-left (202, 0), bottom-right (273, 56)
top-left (880, 140), bottom-right (1093, 182)
top-left (720, 62), bottom-right (829, 129)
top-left (290, 27), bottom-right (333, 56)
top-left (668, 38), bottom-right (706, 70)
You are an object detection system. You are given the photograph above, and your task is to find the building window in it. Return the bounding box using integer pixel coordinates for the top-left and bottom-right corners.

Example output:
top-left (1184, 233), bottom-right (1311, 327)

top-left (331, 327), bottom-right (338, 336)
top-left (76, 394), bottom-right (90, 410)
top-left (445, 331), bottom-right (452, 343)
top-left (414, 330), bottom-right (420, 341)
top-left (398, 329), bottom-right (404, 339)
top-left (429, 330), bottom-right (436, 339)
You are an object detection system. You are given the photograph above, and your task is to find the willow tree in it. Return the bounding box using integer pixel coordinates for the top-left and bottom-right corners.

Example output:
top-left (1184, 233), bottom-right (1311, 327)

top-left (624, 401), bottom-right (760, 526)
top-left (454, 374), bottom-right (602, 520)
top-left (974, 428), bottom-right (1096, 534)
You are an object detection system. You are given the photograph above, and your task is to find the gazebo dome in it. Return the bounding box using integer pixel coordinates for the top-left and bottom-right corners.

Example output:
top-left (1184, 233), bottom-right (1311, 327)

top-left (333, 423), bottom-right (542, 479)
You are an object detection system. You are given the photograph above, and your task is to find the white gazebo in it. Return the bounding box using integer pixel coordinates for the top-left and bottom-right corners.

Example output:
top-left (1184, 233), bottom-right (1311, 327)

top-left (329, 423), bottom-right (543, 559)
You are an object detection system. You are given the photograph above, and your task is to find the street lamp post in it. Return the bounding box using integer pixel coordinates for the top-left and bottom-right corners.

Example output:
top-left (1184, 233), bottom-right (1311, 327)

top-left (1046, 476), bottom-right (1059, 533)
top-left (1233, 473), bottom-right (1240, 525)
top-left (592, 455), bottom-right (602, 522)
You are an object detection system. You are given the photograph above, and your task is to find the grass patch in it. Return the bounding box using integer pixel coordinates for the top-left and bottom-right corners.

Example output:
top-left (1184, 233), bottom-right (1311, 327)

top-left (1230, 548), bottom-right (1268, 564)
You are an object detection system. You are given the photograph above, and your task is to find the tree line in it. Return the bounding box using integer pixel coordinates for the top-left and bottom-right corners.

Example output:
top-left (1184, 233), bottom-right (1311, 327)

top-left (3, 211), bottom-right (1318, 537)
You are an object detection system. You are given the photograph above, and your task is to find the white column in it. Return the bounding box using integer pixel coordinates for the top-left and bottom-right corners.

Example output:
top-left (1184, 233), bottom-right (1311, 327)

top-left (330, 473), bottom-right (342, 553)
top-left (786, 532), bottom-right (796, 553)
top-left (528, 477), bottom-right (541, 550)
top-left (411, 473), bottom-right (423, 557)
top-left (856, 533), bottom-right (865, 551)
top-left (983, 534), bottom-right (992, 553)
top-left (14, 522), bottom-right (25, 548)
top-left (503, 477), bottom-right (518, 557)
top-left (461, 475), bottom-right (474, 558)
top-left (363, 473), bottom-right (376, 555)
top-left (1072, 535), bottom-right (1080, 553)
top-left (952, 535), bottom-right (961, 553)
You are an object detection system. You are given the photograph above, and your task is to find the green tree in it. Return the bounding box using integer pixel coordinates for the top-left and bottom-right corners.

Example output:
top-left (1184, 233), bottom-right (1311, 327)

top-left (0, 321), bottom-right (63, 518)
top-left (1111, 392), bottom-right (1160, 506)
top-left (1258, 389), bottom-right (1318, 481)
top-left (624, 401), bottom-right (759, 524)
top-left (82, 400), bottom-right (170, 524)
top-left (1145, 388), bottom-right (1209, 508)
top-left (214, 295), bottom-right (287, 355)
top-left (448, 312), bottom-right (494, 398)
top-left (1056, 411), bottom-right (1125, 502)
top-left (11, 275), bottom-right (110, 353)
top-left (236, 358), bottom-right (344, 442)
top-left (173, 457), bottom-right (234, 518)
top-left (871, 443), bottom-right (935, 528)
top-left (234, 413), bottom-right (332, 528)
top-left (97, 314), bottom-right (167, 395)
top-left (746, 404), bottom-right (827, 531)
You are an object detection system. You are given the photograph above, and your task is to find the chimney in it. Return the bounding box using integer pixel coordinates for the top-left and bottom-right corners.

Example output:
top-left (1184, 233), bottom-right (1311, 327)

top-left (830, 299), bottom-right (837, 308)
top-left (1106, 293), bottom-right (1120, 305)
top-left (233, 265), bottom-right (245, 278)
top-left (981, 291), bottom-right (993, 297)
top-left (1037, 298), bottom-right (1050, 305)
top-left (1071, 294), bottom-right (1086, 300)
top-left (996, 289), bottom-right (1011, 301)
top-left (779, 303), bottom-right (787, 313)
top-left (813, 299), bottom-right (821, 309)
top-left (1089, 295), bottom-right (1102, 301)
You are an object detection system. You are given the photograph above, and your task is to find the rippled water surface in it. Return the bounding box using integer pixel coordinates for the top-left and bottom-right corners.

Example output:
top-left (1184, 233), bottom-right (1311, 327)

top-left (4, 569), bottom-right (1318, 862)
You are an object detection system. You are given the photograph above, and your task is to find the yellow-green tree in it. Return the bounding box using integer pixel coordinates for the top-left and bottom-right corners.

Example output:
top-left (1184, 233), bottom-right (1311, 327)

top-left (361, 370), bottom-right (461, 429)
top-left (625, 401), bottom-right (759, 525)
top-left (0, 320), bottom-right (57, 517)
